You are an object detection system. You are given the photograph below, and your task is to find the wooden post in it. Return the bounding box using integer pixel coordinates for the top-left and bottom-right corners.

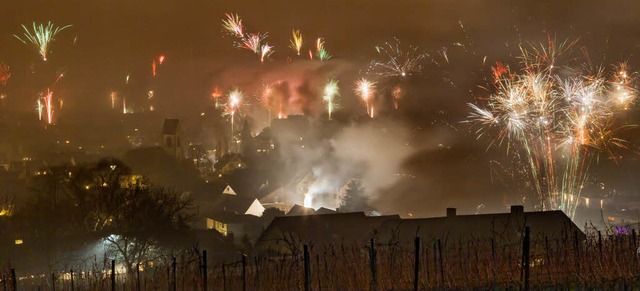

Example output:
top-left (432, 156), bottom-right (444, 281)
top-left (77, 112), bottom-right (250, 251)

top-left (70, 269), bottom-right (74, 291)
top-left (3, 275), bottom-right (6, 291)
top-left (202, 250), bottom-right (207, 291)
top-left (242, 255), bottom-right (247, 291)
top-left (172, 257), bottom-right (177, 291)
top-left (413, 237), bottom-right (420, 291)
top-left (222, 262), bottom-right (227, 291)
top-left (136, 263), bottom-right (141, 291)
top-left (51, 272), bottom-right (55, 291)
top-left (111, 259), bottom-right (116, 291)
top-left (522, 227), bottom-right (530, 291)
top-left (10, 269), bottom-right (16, 291)
top-left (437, 239), bottom-right (444, 289)
top-left (369, 238), bottom-right (377, 291)
top-left (303, 245), bottom-right (311, 291)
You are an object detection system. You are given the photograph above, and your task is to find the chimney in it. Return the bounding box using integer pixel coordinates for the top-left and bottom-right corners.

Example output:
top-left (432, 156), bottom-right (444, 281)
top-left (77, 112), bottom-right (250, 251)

top-left (446, 207), bottom-right (457, 217)
top-left (510, 205), bottom-right (524, 214)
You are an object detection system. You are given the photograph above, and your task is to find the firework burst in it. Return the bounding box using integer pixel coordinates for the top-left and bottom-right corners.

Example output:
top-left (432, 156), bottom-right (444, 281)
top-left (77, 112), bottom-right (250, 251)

top-left (223, 88), bottom-right (244, 134)
top-left (260, 43), bottom-right (274, 62)
top-left (0, 63), bottom-right (11, 85)
top-left (315, 38), bottom-right (332, 61)
top-left (323, 79), bottom-right (340, 120)
top-left (355, 78), bottom-right (376, 118)
top-left (290, 30), bottom-right (303, 56)
top-left (468, 40), bottom-right (637, 218)
top-left (368, 38), bottom-right (427, 78)
top-left (14, 21), bottom-right (72, 62)
top-left (241, 32), bottom-right (267, 53)
top-left (222, 13), bottom-right (244, 38)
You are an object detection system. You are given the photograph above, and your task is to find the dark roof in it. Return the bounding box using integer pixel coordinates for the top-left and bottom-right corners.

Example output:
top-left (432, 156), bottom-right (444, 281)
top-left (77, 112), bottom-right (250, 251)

top-left (375, 209), bottom-right (585, 248)
top-left (214, 195), bottom-right (257, 214)
top-left (315, 207), bottom-right (337, 215)
top-left (162, 119), bottom-right (180, 135)
top-left (256, 212), bottom-right (400, 251)
top-left (205, 211), bottom-right (261, 224)
top-left (286, 204), bottom-right (316, 216)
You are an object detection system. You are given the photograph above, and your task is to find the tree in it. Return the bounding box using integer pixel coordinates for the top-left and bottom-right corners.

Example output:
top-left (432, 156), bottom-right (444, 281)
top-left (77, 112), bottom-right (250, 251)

top-left (339, 180), bottom-right (372, 213)
top-left (13, 158), bottom-right (192, 273)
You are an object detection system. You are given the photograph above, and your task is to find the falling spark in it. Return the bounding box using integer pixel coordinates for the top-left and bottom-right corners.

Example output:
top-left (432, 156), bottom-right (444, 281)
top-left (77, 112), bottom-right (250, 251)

top-left (290, 29), bottom-right (303, 56)
top-left (323, 79), bottom-right (340, 120)
top-left (158, 55), bottom-right (165, 65)
top-left (392, 85), bottom-right (403, 110)
top-left (125, 74), bottom-right (130, 85)
top-left (152, 60), bottom-right (156, 76)
top-left (14, 21), bottom-right (72, 62)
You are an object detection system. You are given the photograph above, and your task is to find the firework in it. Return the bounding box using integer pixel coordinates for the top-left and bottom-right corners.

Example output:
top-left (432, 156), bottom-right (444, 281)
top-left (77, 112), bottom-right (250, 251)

top-left (355, 78), bottom-right (376, 118)
top-left (14, 21), bottom-right (72, 62)
top-left (222, 13), bottom-right (244, 38)
top-left (323, 79), bottom-right (340, 120)
top-left (211, 86), bottom-right (223, 108)
top-left (468, 40), bottom-right (636, 218)
top-left (260, 43), bottom-right (274, 62)
top-left (315, 38), bottom-right (332, 61)
top-left (125, 74), bottom-right (130, 84)
top-left (152, 60), bottom-right (157, 77)
top-left (43, 89), bottom-right (54, 124)
top-left (0, 63), bottom-right (10, 85)
top-left (36, 99), bottom-right (43, 121)
top-left (122, 98), bottom-right (127, 114)
top-left (223, 88), bottom-right (244, 134)
top-left (110, 91), bottom-right (117, 109)
top-left (290, 30), bottom-right (303, 56)
top-left (392, 85), bottom-right (403, 110)
top-left (368, 38), bottom-right (427, 77)
top-left (158, 55), bottom-right (165, 65)
top-left (241, 32), bottom-right (267, 53)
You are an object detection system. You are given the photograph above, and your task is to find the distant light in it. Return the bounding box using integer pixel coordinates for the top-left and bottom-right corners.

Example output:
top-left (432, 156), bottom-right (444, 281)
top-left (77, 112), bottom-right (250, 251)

top-left (15, 239), bottom-right (23, 245)
top-left (201, 112), bottom-right (205, 116)
top-left (85, 185), bottom-right (90, 190)
top-left (65, 140), bottom-right (70, 144)
top-left (238, 164), bottom-right (242, 167)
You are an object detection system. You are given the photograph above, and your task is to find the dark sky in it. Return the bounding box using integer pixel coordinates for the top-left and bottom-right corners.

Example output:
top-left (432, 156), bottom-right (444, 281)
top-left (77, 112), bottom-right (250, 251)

top-left (0, 0), bottom-right (638, 119)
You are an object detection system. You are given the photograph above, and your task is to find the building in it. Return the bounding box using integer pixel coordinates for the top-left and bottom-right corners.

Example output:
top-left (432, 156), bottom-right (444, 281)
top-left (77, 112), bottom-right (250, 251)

top-left (255, 206), bottom-right (585, 254)
top-left (162, 119), bottom-right (184, 159)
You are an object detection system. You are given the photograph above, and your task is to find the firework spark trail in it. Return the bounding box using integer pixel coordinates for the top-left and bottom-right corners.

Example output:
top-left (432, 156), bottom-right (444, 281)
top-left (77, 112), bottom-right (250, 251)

top-left (224, 88), bottom-right (244, 134)
top-left (241, 32), bottom-right (266, 53)
top-left (468, 40), bottom-right (637, 218)
top-left (110, 92), bottom-right (116, 109)
top-left (368, 38), bottom-right (427, 77)
top-left (315, 38), bottom-right (332, 61)
top-left (44, 89), bottom-right (53, 124)
top-left (14, 21), bottom-right (72, 62)
top-left (211, 86), bottom-right (223, 108)
top-left (290, 29), bottom-right (303, 56)
top-left (260, 44), bottom-right (274, 62)
top-left (222, 13), bottom-right (244, 38)
top-left (0, 64), bottom-right (11, 85)
top-left (392, 85), bottom-right (403, 110)
top-left (355, 78), bottom-right (376, 118)
top-left (323, 79), bottom-right (339, 120)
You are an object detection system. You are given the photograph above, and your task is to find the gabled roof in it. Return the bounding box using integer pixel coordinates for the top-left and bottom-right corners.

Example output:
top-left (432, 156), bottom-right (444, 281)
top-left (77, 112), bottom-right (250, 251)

top-left (162, 119), bottom-right (180, 135)
top-left (375, 209), bottom-right (584, 248)
top-left (286, 204), bottom-right (316, 216)
top-left (256, 212), bottom-right (401, 251)
top-left (215, 195), bottom-right (260, 215)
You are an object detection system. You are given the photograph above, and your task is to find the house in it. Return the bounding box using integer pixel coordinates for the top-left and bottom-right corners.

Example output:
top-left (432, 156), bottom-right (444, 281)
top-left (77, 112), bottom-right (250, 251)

top-left (162, 119), bottom-right (184, 159)
top-left (255, 212), bottom-right (400, 254)
top-left (375, 205), bottom-right (586, 249)
top-left (203, 211), bottom-right (263, 244)
top-left (255, 205), bottom-right (586, 255)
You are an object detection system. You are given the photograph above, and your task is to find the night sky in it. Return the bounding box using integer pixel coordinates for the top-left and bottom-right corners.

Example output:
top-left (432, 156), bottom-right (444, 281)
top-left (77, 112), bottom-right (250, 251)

top-left (1, 0), bottom-right (640, 218)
